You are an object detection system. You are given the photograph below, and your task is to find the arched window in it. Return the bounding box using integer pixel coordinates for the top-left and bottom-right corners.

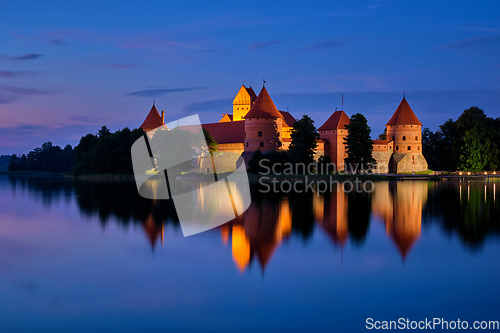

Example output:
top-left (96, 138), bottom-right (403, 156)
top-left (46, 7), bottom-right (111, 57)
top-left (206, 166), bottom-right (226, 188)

top-left (392, 136), bottom-right (395, 141)
top-left (408, 146), bottom-right (411, 150)
top-left (260, 142), bottom-right (264, 148)
top-left (403, 136), bottom-right (406, 141)
top-left (418, 146), bottom-right (420, 150)
top-left (258, 131), bottom-right (262, 137)
top-left (415, 136), bottom-right (418, 141)
top-left (246, 142), bottom-right (249, 147)
top-left (396, 146), bottom-right (399, 151)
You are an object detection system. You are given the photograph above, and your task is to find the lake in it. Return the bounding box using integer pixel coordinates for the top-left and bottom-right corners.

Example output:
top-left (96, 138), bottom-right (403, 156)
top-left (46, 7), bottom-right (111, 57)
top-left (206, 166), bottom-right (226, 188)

top-left (0, 175), bottom-right (499, 332)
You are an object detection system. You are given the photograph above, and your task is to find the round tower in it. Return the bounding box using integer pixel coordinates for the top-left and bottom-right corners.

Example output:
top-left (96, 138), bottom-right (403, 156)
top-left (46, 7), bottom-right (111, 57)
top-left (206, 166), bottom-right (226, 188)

top-left (386, 96), bottom-right (428, 173)
top-left (244, 87), bottom-right (283, 152)
top-left (386, 97), bottom-right (422, 153)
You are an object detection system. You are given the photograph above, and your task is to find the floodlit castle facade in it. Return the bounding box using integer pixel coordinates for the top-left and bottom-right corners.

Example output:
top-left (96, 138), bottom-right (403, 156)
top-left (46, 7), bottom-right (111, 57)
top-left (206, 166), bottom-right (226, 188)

top-left (140, 85), bottom-right (428, 173)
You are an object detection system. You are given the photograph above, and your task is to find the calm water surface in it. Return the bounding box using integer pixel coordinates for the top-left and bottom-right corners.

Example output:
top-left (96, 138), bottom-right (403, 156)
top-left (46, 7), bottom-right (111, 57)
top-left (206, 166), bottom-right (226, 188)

top-left (0, 175), bottom-right (499, 332)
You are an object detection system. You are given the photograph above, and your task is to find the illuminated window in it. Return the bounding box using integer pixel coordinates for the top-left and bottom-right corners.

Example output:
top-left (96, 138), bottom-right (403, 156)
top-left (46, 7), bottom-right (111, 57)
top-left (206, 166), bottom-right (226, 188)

top-left (260, 142), bottom-right (264, 148)
top-left (258, 131), bottom-right (262, 137)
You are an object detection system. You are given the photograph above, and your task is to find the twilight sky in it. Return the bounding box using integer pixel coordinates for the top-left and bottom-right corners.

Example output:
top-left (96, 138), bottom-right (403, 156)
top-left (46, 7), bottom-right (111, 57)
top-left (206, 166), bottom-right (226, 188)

top-left (0, 0), bottom-right (499, 155)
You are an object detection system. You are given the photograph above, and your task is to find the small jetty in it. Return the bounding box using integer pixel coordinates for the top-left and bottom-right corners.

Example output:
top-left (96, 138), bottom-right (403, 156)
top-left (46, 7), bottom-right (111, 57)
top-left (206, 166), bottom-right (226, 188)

top-left (386, 172), bottom-right (499, 181)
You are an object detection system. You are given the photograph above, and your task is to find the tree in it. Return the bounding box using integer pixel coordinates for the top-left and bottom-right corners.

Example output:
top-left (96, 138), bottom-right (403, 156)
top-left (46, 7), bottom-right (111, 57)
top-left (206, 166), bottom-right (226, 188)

top-left (344, 113), bottom-right (376, 173)
top-left (422, 127), bottom-right (440, 170)
top-left (458, 128), bottom-right (488, 171)
top-left (287, 115), bottom-right (319, 172)
top-left (73, 134), bottom-right (99, 175)
top-left (203, 128), bottom-right (218, 154)
top-left (436, 119), bottom-right (459, 171)
top-left (377, 128), bottom-right (387, 140)
top-left (8, 154), bottom-right (20, 171)
top-left (98, 126), bottom-right (111, 138)
top-left (248, 149), bottom-right (264, 174)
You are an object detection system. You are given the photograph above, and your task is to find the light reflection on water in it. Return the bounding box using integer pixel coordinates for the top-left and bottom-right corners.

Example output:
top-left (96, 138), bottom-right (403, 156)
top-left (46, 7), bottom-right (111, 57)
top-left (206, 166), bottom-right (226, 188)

top-left (0, 175), bottom-right (499, 332)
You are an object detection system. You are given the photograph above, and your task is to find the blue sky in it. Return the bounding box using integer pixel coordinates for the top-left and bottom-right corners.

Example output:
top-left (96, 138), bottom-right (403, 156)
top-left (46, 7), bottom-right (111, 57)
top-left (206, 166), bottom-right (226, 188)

top-left (0, 0), bottom-right (499, 155)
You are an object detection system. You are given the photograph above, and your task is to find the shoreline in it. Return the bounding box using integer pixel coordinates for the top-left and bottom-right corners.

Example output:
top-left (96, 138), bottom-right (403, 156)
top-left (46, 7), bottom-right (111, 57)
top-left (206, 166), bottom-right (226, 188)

top-left (1, 171), bottom-right (499, 182)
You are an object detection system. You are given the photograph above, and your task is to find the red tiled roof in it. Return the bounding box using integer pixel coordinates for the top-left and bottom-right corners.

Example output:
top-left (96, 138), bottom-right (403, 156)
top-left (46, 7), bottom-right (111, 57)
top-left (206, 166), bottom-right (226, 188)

top-left (279, 111), bottom-right (297, 127)
top-left (245, 86), bottom-right (257, 101)
top-left (316, 138), bottom-right (326, 144)
top-left (219, 113), bottom-right (233, 122)
top-left (202, 120), bottom-right (245, 144)
top-left (244, 87), bottom-right (284, 119)
top-left (140, 105), bottom-right (164, 131)
top-left (318, 110), bottom-right (350, 131)
top-left (386, 97), bottom-right (422, 126)
top-left (372, 140), bottom-right (390, 145)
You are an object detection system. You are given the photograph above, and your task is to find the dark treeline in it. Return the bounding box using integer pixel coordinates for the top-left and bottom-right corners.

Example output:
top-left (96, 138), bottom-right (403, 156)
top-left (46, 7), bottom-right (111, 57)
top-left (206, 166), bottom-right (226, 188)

top-left (7, 126), bottom-right (145, 175)
top-left (73, 126), bottom-right (145, 175)
top-left (0, 155), bottom-right (11, 171)
top-left (8, 142), bottom-right (74, 173)
top-left (422, 107), bottom-right (500, 171)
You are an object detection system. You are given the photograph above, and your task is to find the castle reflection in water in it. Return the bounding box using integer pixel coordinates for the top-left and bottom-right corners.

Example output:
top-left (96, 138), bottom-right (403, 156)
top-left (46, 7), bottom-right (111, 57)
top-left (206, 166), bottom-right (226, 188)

top-left (137, 179), bottom-right (498, 273)
top-left (5, 176), bottom-right (499, 273)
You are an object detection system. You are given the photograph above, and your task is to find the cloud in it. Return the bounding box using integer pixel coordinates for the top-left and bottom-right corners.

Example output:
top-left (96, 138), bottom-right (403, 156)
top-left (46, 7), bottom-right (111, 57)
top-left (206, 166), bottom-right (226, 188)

top-left (126, 87), bottom-right (208, 98)
top-left (49, 38), bottom-right (69, 46)
top-left (0, 84), bottom-right (53, 95)
top-left (438, 35), bottom-right (500, 51)
top-left (303, 38), bottom-right (351, 50)
top-left (0, 84), bottom-right (56, 104)
top-left (0, 70), bottom-right (41, 79)
top-left (11, 54), bottom-right (44, 60)
top-left (68, 116), bottom-right (107, 123)
top-left (249, 40), bottom-right (281, 51)
top-left (105, 63), bottom-right (137, 69)
top-left (0, 96), bottom-right (16, 104)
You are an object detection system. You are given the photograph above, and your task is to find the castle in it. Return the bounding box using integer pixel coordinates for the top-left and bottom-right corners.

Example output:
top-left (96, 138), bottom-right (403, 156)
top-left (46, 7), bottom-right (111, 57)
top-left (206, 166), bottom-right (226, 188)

top-left (139, 84), bottom-right (428, 173)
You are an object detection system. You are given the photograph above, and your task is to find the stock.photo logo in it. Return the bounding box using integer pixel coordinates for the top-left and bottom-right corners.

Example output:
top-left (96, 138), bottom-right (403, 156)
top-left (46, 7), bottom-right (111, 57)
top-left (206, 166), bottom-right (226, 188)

top-left (131, 114), bottom-right (251, 236)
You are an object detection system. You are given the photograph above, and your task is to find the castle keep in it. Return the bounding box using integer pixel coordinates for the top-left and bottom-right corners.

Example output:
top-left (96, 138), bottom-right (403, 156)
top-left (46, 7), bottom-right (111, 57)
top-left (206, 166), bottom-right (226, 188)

top-left (140, 85), bottom-right (428, 173)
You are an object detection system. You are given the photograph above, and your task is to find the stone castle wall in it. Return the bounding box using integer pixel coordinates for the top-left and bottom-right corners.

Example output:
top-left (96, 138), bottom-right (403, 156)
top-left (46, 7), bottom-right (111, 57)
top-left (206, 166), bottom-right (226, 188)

top-left (372, 150), bottom-right (392, 174)
top-left (390, 152), bottom-right (428, 173)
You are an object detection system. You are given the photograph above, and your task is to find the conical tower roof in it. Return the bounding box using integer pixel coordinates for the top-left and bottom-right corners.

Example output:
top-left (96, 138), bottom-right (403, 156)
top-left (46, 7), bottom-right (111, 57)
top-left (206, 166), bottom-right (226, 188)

top-left (244, 87), bottom-right (283, 119)
top-left (140, 105), bottom-right (165, 131)
top-left (386, 97), bottom-right (422, 126)
top-left (318, 110), bottom-right (350, 131)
